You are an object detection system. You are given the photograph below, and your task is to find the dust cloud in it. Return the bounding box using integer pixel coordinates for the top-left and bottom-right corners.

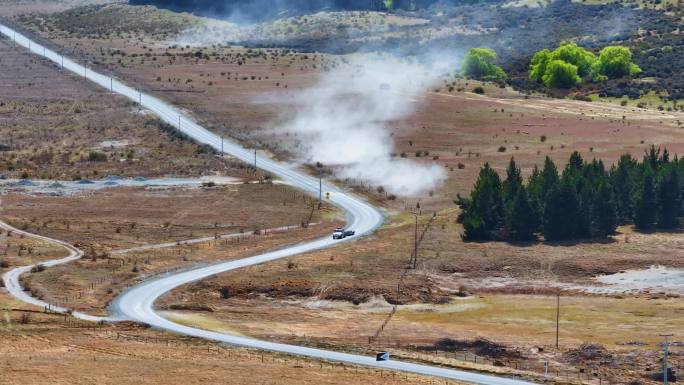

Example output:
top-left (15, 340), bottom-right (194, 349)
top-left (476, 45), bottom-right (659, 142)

top-left (273, 54), bottom-right (450, 196)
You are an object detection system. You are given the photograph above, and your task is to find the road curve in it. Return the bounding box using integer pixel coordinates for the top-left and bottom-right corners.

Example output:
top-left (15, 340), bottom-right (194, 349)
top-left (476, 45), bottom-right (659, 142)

top-left (0, 219), bottom-right (105, 322)
top-left (0, 24), bottom-right (536, 385)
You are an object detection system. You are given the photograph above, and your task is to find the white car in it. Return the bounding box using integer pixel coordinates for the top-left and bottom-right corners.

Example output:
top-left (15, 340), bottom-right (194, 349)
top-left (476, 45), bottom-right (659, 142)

top-left (332, 227), bottom-right (346, 239)
top-left (333, 228), bottom-right (355, 240)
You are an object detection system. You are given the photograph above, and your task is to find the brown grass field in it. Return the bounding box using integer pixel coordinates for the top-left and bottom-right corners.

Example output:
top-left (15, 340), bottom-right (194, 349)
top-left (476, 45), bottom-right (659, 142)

top-left (2, 2), bottom-right (684, 385)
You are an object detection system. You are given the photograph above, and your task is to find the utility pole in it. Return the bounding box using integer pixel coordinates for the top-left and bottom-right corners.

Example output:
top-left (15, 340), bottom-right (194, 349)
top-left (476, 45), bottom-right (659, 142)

top-left (220, 128), bottom-right (224, 156)
top-left (110, 77), bottom-right (113, 93)
top-left (318, 169), bottom-right (322, 209)
top-left (60, 54), bottom-right (64, 70)
top-left (413, 214), bottom-right (418, 269)
top-left (411, 202), bottom-right (420, 269)
top-left (661, 334), bottom-right (673, 385)
top-left (254, 149), bottom-right (257, 172)
top-left (178, 115), bottom-right (181, 130)
top-left (556, 291), bottom-right (561, 349)
top-left (139, 92), bottom-right (142, 105)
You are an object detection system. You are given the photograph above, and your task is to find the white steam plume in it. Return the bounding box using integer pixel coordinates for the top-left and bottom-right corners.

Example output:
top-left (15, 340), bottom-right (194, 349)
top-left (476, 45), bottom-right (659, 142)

top-left (273, 54), bottom-right (450, 196)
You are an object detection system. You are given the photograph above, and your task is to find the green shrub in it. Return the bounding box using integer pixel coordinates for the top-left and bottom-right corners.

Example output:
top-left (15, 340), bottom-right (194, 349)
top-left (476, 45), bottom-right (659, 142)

top-left (462, 48), bottom-right (507, 84)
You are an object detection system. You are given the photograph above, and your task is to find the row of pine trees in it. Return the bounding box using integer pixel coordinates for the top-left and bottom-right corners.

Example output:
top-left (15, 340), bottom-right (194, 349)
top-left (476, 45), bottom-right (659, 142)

top-left (456, 147), bottom-right (682, 242)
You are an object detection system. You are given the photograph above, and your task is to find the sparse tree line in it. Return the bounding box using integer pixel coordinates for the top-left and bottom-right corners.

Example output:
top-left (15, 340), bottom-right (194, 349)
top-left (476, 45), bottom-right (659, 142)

top-left (457, 146), bottom-right (683, 242)
top-left (462, 42), bottom-right (641, 89)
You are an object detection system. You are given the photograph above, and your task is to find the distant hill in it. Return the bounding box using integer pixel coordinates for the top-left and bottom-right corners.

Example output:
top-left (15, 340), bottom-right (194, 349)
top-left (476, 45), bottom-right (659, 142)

top-left (128, 0), bottom-right (447, 21)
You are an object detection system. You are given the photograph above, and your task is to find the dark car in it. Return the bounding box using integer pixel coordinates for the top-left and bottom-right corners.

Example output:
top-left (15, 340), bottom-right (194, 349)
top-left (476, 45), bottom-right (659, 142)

top-left (344, 230), bottom-right (355, 237)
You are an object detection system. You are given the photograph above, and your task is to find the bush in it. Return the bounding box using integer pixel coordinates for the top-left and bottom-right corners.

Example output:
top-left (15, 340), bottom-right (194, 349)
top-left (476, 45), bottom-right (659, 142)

top-left (88, 151), bottom-right (107, 162)
top-left (462, 48), bottom-right (507, 84)
top-left (530, 43), bottom-right (639, 89)
top-left (472, 86), bottom-right (485, 94)
top-left (218, 286), bottom-right (230, 299)
top-left (592, 46), bottom-right (641, 80)
top-left (542, 60), bottom-right (581, 88)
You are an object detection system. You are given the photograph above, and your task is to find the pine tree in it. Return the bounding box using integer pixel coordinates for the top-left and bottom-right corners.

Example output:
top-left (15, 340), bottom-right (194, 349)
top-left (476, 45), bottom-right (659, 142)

top-left (593, 181), bottom-right (618, 237)
top-left (458, 163), bottom-right (503, 240)
top-left (543, 181), bottom-right (580, 241)
top-left (505, 187), bottom-right (538, 241)
top-left (540, 156), bottom-right (560, 199)
top-left (576, 184), bottom-right (593, 238)
top-left (525, 166), bottom-right (544, 229)
top-left (611, 154), bottom-right (636, 222)
top-left (565, 151), bottom-right (584, 176)
top-left (657, 167), bottom-right (681, 229)
top-left (461, 212), bottom-right (487, 240)
top-left (644, 145), bottom-right (660, 170)
top-left (634, 172), bottom-right (657, 230)
top-left (503, 157), bottom-right (522, 203)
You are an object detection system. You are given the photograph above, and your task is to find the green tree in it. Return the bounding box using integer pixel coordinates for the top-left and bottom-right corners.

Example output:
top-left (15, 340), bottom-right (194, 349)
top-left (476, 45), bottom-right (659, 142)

top-left (505, 187), bottom-right (539, 241)
top-left (458, 163), bottom-right (503, 240)
top-left (564, 151), bottom-right (584, 178)
top-left (576, 184), bottom-right (593, 238)
top-left (657, 167), bottom-right (681, 229)
top-left (543, 181), bottom-right (580, 241)
top-left (529, 49), bottom-right (551, 83)
top-left (591, 46), bottom-right (641, 81)
top-left (462, 48), bottom-right (507, 83)
top-left (540, 156), bottom-right (560, 199)
top-left (634, 172), bottom-right (657, 230)
top-left (593, 181), bottom-right (618, 237)
top-left (503, 157), bottom-right (522, 203)
top-left (461, 212), bottom-right (487, 240)
top-left (611, 154), bottom-right (636, 222)
top-left (542, 60), bottom-right (581, 88)
top-left (549, 42), bottom-right (595, 78)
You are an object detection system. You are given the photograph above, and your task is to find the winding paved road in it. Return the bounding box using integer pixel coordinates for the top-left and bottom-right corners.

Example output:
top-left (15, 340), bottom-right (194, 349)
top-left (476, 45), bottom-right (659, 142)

top-left (0, 24), bottom-right (536, 385)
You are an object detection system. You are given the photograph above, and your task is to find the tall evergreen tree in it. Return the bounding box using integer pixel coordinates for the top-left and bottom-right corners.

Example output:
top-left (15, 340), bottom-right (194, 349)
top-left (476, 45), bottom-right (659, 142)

top-left (657, 167), bottom-right (681, 229)
top-left (543, 181), bottom-right (580, 241)
top-left (634, 172), bottom-right (657, 230)
top-left (593, 181), bottom-right (618, 237)
top-left (458, 163), bottom-right (503, 240)
top-left (503, 158), bottom-right (523, 203)
top-left (540, 156), bottom-right (560, 199)
top-left (505, 187), bottom-right (538, 241)
top-left (525, 166), bottom-right (544, 227)
top-left (611, 154), bottom-right (636, 222)
top-left (565, 151), bottom-right (584, 176)
top-left (576, 184), bottom-right (593, 238)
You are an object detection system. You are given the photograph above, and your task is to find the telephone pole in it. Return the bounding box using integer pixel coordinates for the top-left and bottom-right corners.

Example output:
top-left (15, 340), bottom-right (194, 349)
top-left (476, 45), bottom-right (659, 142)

top-left (556, 291), bottom-right (560, 349)
top-left (411, 202), bottom-right (420, 269)
top-left (661, 334), bottom-right (673, 385)
top-left (318, 170), bottom-right (322, 209)
top-left (220, 127), bottom-right (225, 156)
